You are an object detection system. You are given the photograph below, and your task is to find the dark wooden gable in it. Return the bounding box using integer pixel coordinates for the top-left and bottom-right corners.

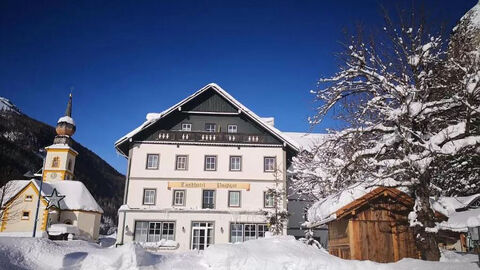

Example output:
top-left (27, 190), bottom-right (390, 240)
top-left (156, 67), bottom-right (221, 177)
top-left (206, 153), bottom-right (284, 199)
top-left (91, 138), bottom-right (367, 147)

top-left (181, 87), bottom-right (238, 113)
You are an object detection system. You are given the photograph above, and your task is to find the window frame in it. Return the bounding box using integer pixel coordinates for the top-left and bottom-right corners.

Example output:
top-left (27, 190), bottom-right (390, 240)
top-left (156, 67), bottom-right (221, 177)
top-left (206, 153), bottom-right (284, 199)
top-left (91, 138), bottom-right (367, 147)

top-left (263, 191), bottom-right (275, 208)
top-left (205, 123), bottom-right (217, 133)
top-left (181, 123), bottom-right (192, 131)
top-left (229, 223), bottom-right (269, 243)
top-left (202, 189), bottom-right (216, 209)
top-left (24, 195), bottom-right (33, 202)
top-left (175, 155), bottom-right (189, 171)
top-left (204, 155), bottom-right (217, 171)
top-left (142, 188), bottom-right (157, 205)
top-left (227, 124), bottom-right (238, 133)
top-left (263, 156), bottom-right (276, 172)
top-left (134, 220), bottom-right (176, 242)
top-left (21, 210), bottom-right (30, 220)
top-left (172, 189), bottom-right (186, 206)
top-left (228, 190), bottom-right (241, 208)
top-left (146, 154), bottom-right (160, 170)
top-left (229, 156), bottom-right (242, 171)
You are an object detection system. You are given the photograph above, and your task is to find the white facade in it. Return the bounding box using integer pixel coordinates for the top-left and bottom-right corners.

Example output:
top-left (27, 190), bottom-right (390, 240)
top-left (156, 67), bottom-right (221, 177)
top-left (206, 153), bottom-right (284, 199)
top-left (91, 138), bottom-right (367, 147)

top-left (117, 143), bottom-right (288, 251)
top-left (116, 84), bottom-right (298, 251)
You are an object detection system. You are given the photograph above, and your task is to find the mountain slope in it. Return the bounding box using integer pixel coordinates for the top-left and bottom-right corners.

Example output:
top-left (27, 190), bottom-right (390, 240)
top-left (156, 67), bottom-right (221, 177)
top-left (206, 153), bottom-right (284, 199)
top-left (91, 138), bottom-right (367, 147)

top-left (0, 99), bottom-right (124, 233)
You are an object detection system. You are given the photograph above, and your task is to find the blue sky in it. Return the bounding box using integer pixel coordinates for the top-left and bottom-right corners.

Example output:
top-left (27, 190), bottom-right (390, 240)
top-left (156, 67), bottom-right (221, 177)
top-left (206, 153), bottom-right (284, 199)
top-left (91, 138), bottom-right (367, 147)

top-left (0, 0), bottom-right (476, 174)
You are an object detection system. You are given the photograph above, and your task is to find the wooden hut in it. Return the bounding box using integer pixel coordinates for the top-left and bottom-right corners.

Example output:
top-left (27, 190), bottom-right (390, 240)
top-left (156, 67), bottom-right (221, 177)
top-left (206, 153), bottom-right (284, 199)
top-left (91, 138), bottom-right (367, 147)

top-left (320, 187), bottom-right (420, 262)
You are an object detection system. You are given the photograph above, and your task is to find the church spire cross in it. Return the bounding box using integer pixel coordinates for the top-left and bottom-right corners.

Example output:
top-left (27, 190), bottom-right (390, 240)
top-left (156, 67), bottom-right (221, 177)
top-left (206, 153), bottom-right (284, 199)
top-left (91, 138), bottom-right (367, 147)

top-left (65, 93), bottom-right (72, 117)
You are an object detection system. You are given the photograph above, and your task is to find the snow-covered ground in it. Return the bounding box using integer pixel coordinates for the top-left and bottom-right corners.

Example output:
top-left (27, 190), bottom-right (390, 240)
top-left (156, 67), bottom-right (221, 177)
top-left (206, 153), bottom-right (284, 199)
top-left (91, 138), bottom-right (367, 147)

top-left (0, 235), bottom-right (477, 270)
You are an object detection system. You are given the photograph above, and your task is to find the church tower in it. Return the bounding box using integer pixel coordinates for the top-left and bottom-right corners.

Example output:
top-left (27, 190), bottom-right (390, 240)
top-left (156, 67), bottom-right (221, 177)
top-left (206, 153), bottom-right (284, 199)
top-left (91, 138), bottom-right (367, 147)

top-left (43, 94), bottom-right (78, 182)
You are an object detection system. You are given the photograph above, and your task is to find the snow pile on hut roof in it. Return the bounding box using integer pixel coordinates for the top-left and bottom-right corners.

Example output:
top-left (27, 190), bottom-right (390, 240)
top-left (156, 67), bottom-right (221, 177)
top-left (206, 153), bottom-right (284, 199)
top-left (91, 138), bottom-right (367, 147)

top-left (2, 179), bottom-right (103, 213)
top-left (306, 179), bottom-right (405, 226)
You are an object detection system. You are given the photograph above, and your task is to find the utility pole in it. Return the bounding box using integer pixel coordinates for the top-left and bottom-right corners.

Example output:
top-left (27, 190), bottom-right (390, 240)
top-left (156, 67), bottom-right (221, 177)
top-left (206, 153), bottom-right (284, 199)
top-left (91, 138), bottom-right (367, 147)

top-left (32, 148), bottom-right (47, 237)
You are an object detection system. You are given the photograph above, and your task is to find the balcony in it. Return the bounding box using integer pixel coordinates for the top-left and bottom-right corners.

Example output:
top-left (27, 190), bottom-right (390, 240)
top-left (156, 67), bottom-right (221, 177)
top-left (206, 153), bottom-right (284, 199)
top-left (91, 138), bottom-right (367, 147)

top-left (155, 130), bottom-right (270, 144)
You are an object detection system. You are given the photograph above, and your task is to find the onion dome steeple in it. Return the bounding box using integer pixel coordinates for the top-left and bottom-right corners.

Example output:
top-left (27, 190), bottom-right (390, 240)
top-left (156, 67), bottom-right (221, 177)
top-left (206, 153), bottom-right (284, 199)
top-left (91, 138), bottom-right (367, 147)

top-left (55, 93), bottom-right (76, 138)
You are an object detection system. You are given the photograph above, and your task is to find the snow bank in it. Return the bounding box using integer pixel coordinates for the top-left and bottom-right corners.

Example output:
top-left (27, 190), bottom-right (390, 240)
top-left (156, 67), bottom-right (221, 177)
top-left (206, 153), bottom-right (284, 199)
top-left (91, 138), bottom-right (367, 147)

top-left (0, 236), bottom-right (476, 270)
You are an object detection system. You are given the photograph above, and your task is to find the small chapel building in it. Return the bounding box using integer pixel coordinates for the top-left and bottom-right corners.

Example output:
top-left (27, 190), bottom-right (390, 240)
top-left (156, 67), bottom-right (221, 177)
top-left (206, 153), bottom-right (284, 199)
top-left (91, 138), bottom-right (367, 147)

top-left (0, 94), bottom-right (103, 240)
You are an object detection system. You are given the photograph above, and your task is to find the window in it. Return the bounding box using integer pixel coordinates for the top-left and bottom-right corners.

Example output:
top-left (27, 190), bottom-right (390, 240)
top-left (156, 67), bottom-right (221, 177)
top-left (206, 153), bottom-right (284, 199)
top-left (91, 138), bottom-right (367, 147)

top-left (21, 211), bottom-right (29, 220)
top-left (191, 222), bottom-right (214, 250)
top-left (228, 191), bottom-right (241, 207)
top-left (229, 156), bottom-right (242, 171)
top-left (264, 191), bottom-right (274, 208)
top-left (230, 224), bottom-right (243, 243)
top-left (67, 159), bottom-right (72, 171)
top-left (244, 224), bottom-right (256, 241)
top-left (146, 154), bottom-right (159, 170)
top-left (175, 155), bottom-right (188, 170)
top-left (264, 157), bottom-right (276, 172)
top-left (202, 190), bottom-right (215, 209)
top-left (173, 190), bottom-right (185, 206)
top-left (205, 123), bottom-right (216, 133)
top-left (143, 189), bottom-right (156, 205)
top-left (52, 157), bottom-right (60, 168)
top-left (227, 125), bottom-right (238, 133)
top-left (181, 123), bottom-right (192, 131)
top-left (204, 155), bottom-right (217, 171)
top-left (25, 195), bottom-right (33, 202)
top-left (162, 222), bottom-right (175, 240)
top-left (257, 224), bottom-right (268, 238)
top-left (134, 221), bottom-right (175, 242)
top-left (230, 223), bottom-right (268, 243)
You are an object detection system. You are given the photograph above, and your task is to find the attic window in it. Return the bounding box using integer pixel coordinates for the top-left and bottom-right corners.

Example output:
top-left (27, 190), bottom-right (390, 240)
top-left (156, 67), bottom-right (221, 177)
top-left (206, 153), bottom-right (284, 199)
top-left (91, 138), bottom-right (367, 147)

top-left (21, 211), bottom-right (30, 220)
top-left (227, 125), bottom-right (237, 133)
top-left (205, 123), bottom-right (216, 133)
top-left (181, 123), bottom-right (192, 131)
top-left (25, 195), bottom-right (33, 202)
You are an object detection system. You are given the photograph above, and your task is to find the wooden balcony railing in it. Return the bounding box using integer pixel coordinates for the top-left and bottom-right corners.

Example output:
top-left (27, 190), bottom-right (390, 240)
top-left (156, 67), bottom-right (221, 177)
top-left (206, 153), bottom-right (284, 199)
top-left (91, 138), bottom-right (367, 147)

top-left (156, 130), bottom-right (270, 144)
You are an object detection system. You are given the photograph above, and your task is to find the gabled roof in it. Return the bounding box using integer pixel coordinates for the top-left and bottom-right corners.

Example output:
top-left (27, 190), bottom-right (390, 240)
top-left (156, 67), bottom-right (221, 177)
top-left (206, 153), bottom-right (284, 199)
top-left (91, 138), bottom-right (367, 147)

top-left (306, 180), bottom-right (409, 227)
top-left (115, 83), bottom-right (300, 156)
top-left (334, 187), bottom-right (413, 220)
top-left (2, 179), bottom-right (103, 214)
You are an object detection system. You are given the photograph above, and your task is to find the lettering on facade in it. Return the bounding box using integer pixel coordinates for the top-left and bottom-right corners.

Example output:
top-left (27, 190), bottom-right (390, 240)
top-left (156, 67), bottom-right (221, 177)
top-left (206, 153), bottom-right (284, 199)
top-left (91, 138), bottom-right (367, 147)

top-left (168, 182), bottom-right (250, 191)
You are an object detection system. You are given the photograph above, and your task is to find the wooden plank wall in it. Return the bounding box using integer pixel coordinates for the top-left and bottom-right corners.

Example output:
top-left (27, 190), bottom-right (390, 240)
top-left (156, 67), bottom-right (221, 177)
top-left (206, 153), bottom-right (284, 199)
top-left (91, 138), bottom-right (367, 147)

top-left (328, 196), bottom-right (419, 262)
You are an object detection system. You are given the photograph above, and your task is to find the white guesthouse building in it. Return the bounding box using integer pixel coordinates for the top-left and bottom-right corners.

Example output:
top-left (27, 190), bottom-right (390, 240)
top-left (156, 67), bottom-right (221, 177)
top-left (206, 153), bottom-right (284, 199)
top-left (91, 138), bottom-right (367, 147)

top-left (115, 84), bottom-right (300, 250)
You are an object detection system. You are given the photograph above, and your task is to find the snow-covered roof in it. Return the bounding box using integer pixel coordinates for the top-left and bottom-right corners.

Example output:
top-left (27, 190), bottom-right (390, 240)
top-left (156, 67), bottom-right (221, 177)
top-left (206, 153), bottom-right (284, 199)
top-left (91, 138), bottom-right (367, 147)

top-left (283, 132), bottom-right (328, 152)
top-left (432, 194), bottom-right (480, 217)
top-left (2, 179), bottom-right (103, 213)
top-left (438, 208), bottom-right (480, 232)
top-left (306, 180), bottom-right (406, 226)
top-left (115, 83), bottom-right (300, 155)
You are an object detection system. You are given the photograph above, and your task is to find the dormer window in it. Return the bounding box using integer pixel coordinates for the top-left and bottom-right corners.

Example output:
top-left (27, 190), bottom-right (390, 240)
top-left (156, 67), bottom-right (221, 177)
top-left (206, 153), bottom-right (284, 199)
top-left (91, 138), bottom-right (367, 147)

top-left (227, 125), bottom-right (237, 133)
top-left (52, 157), bottom-right (60, 168)
top-left (205, 123), bottom-right (216, 133)
top-left (181, 123), bottom-right (192, 131)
